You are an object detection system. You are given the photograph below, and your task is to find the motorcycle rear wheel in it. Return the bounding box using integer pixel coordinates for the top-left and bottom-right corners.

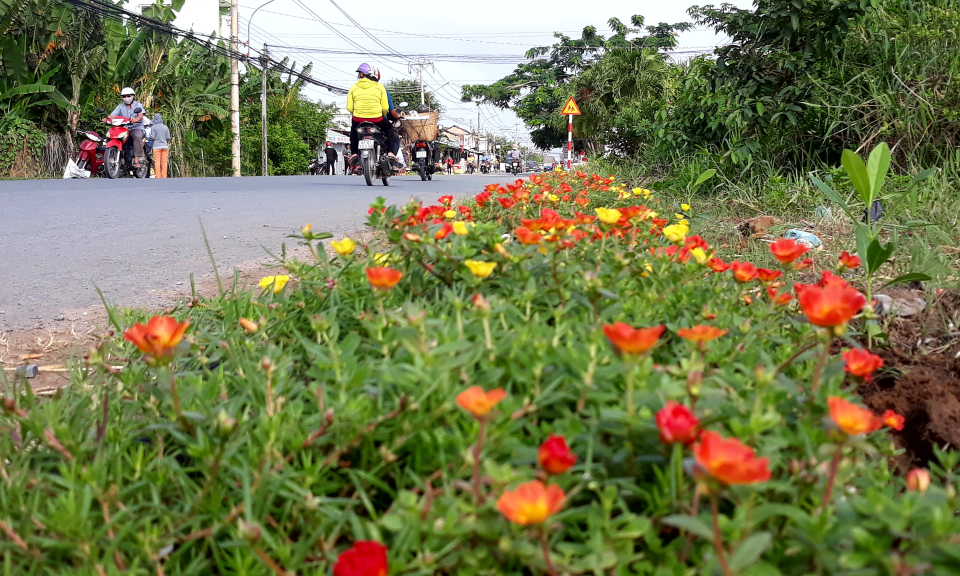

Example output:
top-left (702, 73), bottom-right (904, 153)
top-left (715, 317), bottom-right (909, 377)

top-left (362, 155), bottom-right (374, 186)
top-left (104, 148), bottom-right (121, 179)
top-left (134, 157), bottom-right (149, 179)
top-left (418, 161), bottom-right (427, 181)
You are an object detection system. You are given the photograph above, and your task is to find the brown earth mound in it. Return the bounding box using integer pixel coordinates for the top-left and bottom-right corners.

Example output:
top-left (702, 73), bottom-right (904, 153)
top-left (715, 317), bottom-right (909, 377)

top-left (855, 289), bottom-right (960, 467)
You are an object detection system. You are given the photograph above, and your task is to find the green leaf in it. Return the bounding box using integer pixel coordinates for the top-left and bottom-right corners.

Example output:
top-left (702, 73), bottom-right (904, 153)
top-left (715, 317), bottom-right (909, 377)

top-left (841, 149), bottom-right (871, 206)
top-left (854, 225), bottom-right (872, 271)
top-left (809, 175), bottom-right (850, 215)
top-left (661, 515), bottom-right (713, 540)
top-left (908, 167), bottom-right (936, 187)
top-left (865, 238), bottom-right (896, 275)
top-left (866, 142), bottom-right (891, 201)
top-left (879, 272), bottom-right (931, 291)
top-left (693, 169), bottom-right (716, 188)
top-left (730, 532), bottom-right (773, 571)
top-left (756, 102), bottom-right (764, 116)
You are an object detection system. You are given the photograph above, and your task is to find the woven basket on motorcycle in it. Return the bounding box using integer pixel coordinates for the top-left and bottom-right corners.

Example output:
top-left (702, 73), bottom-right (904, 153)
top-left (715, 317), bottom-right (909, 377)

top-left (401, 112), bottom-right (439, 142)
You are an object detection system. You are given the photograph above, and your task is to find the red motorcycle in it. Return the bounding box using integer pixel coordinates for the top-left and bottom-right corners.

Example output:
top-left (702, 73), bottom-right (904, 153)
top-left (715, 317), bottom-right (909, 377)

top-left (75, 128), bottom-right (105, 177)
top-left (101, 115), bottom-right (151, 179)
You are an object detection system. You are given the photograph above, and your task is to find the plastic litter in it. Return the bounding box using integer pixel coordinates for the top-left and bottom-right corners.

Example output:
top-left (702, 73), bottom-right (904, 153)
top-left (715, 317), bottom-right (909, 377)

top-left (62, 158), bottom-right (90, 179)
top-left (784, 229), bottom-right (822, 248)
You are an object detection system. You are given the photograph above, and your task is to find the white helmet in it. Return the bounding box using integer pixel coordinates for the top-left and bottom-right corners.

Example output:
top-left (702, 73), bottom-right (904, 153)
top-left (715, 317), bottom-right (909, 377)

top-left (121, 87), bottom-right (135, 96)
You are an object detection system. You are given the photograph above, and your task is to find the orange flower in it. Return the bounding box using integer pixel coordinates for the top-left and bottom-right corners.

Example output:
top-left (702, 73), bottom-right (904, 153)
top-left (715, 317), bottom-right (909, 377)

top-left (496, 480), bottom-right (565, 525)
top-left (882, 409), bottom-right (905, 431)
top-left (794, 258), bottom-right (813, 271)
top-left (602, 322), bottom-right (665, 355)
top-left (798, 283), bottom-right (866, 329)
top-left (906, 468), bottom-right (930, 492)
top-left (707, 258), bottom-right (730, 273)
top-left (769, 238), bottom-right (809, 264)
top-left (456, 386), bottom-right (507, 419)
top-left (766, 285), bottom-right (793, 305)
top-left (365, 267), bottom-right (403, 291)
top-left (123, 315), bottom-right (190, 360)
top-left (756, 268), bottom-right (782, 282)
top-left (692, 431), bottom-right (771, 485)
top-left (730, 260), bottom-right (759, 283)
top-left (838, 251), bottom-right (860, 269)
top-left (841, 348), bottom-right (884, 381)
top-left (538, 434), bottom-right (577, 474)
top-left (515, 226), bottom-right (542, 245)
top-left (827, 396), bottom-right (882, 436)
top-left (676, 325), bottom-right (728, 345)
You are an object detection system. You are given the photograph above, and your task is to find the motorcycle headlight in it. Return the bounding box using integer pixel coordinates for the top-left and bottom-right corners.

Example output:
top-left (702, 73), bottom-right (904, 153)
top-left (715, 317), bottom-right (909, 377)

top-left (118, 132), bottom-right (128, 141)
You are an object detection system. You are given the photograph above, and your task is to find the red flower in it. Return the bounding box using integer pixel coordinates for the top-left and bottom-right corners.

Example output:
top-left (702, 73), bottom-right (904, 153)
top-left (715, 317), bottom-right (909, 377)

top-left (707, 258), bottom-right (730, 273)
top-left (484, 183), bottom-right (499, 192)
top-left (882, 409), bottom-right (905, 431)
top-left (794, 257), bottom-right (813, 270)
top-left (656, 401), bottom-right (700, 445)
top-left (693, 431), bottom-right (771, 485)
top-left (435, 222), bottom-right (453, 240)
top-left (828, 396), bottom-right (882, 436)
top-left (365, 267), bottom-right (403, 291)
top-left (769, 238), bottom-right (809, 264)
top-left (602, 322), bottom-right (665, 355)
top-left (842, 348), bottom-right (884, 381)
top-left (333, 541), bottom-right (388, 576)
top-left (575, 197), bottom-right (590, 207)
top-left (677, 325), bottom-right (728, 344)
top-left (124, 315), bottom-right (190, 360)
top-left (684, 235), bottom-right (709, 251)
top-left (437, 195), bottom-right (453, 206)
top-left (496, 480), bottom-right (565, 525)
top-left (731, 261), bottom-right (759, 283)
top-left (798, 282), bottom-right (866, 329)
top-left (538, 434), bottom-right (577, 474)
top-left (515, 226), bottom-right (542, 245)
top-left (498, 198), bottom-right (515, 209)
top-left (456, 386), bottom-right (507, 419)
top-left (756, 268), bottom-right (782, 282)
top-left (839, 251), bottom-right (860, 269)
top-left (766, 285), bottom-right (793, 306)
top-left (475, 191), bottom-right (492, 206)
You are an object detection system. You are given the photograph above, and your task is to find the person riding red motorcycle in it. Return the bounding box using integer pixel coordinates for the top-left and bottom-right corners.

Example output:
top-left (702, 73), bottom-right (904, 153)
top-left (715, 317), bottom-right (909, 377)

top-left (346, 64), bottom-right (398, 168)
top-left (111, 87), bottom-right (146, 170)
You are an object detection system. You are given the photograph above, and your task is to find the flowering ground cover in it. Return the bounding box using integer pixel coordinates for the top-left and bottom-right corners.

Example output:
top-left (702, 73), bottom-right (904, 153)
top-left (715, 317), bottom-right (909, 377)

top-left (3, 162), bottom-right (960, 575)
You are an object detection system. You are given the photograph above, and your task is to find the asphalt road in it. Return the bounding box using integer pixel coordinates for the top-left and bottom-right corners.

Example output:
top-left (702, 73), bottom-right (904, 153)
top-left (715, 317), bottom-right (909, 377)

top-left (0, 173), bottom-right (523, 331)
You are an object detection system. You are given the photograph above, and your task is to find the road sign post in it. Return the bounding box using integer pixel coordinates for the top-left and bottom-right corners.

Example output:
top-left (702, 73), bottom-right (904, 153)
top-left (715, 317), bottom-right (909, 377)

top-left (560, 97), bottom-right (581, 170)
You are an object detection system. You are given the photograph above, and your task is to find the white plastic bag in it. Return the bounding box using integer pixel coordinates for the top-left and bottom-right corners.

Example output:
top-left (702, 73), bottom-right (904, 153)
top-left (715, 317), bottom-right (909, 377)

top-left (62, 158), bottom-right (90, 179)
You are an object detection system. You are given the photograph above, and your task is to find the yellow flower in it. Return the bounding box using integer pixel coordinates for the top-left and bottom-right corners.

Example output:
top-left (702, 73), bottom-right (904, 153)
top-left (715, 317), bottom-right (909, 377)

top-left (690, 247), bottom-right (709, 265)
top-left (681, 203), bottom-right (691, 211)
top-left (494, 243), bottom-right (510, 258)
top-left (301, 223), bottom-right (312, 234)
top-left (647, 211), bottom-right (658, 220)
top-left (453, 221), bottom-right (469, 236)
top-left (632, 187), bottom-right (644, 196)
top-left (258, 275), bottom-right (289, 294)
top-left (548, 194), bottom-right (559, 203)
top-left (595, 207), bottom-right (622, 225)
top-left (662, 224), bottom-right (687, 244)
top-left (331, 237), bottom-right (356, 256)
top-left (640, 262), bottom-right (653, 277)
top-left (465, 260), bottom-right (497, 279)
top-left (374, 252), bottom-right (389, 265)
top-left (675, 213), bottom-right (686, 221)
top-left (619, 190), bottom-right (632, 200)
top-left (444, 210), bottom-right (457, 219)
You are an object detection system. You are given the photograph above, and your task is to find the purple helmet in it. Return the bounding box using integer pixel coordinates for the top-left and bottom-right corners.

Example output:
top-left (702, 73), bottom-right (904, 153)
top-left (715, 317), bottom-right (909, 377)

top-left (356, 63), bottom-right (372, 77)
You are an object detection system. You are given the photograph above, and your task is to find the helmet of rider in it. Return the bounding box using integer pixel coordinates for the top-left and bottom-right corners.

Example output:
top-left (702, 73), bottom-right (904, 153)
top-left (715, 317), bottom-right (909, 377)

top-left (417, 103), bottom-right (429, 113)
top-left (356, 63), bottom-right (372, 78)
top-left (368, 66), bottom-right (381, 81)
top-left (120, 87), bottom-right (135, 101)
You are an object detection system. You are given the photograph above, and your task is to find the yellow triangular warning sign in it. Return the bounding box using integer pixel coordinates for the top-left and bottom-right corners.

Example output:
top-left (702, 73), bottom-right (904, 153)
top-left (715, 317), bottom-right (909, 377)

top-left (560, 97), bottom-right (581, 116)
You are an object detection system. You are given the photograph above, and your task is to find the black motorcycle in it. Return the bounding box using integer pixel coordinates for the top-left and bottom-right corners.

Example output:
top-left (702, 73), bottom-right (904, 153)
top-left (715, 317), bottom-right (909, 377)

top-left (355, 122), bottom-right (391, 186)
top-left (412, 140), bottom-right (436, 181)
top-left (466, 162), bottom-right (475, 174)
top-left (480, 160), bottom-right (490, 174)
top-left (508, 159), bottom-right (522, 175)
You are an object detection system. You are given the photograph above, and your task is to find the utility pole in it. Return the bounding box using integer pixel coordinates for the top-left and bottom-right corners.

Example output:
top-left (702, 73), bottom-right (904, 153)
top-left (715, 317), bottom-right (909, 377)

top-left (261, 44), bottom-right (269, 177)
top-left (408, 59), bottom-right (434, 107)
top-left (229, 0), bottom-right (241, 177)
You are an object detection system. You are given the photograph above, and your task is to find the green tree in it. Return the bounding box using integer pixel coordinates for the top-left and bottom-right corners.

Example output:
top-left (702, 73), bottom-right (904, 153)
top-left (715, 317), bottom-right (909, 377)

top-left (384, 78), bottom-right (443, 114)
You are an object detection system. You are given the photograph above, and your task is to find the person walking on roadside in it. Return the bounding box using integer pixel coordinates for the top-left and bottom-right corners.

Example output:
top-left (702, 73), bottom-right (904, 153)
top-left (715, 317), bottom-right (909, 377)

top-left (323, 142), bottom-right (338, 175)
top-left (112, 87), bottom-right (146, 169)
top-left (151, 113), bottom-right (171, 178)
top-left (342, 144), bottom-right (351, 174)
top-left (445, 156), bottom-right (454, 174)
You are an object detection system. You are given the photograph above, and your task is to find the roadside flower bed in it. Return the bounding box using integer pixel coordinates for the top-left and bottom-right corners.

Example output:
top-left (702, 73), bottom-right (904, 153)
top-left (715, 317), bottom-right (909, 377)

top-left (2, 170), bottom-right (960, 575)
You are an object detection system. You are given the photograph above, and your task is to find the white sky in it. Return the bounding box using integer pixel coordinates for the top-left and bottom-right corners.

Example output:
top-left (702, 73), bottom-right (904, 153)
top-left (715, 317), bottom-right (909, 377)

top-left (185, 0), bottom-right (754, 149)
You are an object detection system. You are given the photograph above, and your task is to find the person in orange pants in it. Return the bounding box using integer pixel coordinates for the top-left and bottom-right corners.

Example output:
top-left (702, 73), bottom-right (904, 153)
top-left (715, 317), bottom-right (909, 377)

top-left (151, 114), bottom-right (171, 178)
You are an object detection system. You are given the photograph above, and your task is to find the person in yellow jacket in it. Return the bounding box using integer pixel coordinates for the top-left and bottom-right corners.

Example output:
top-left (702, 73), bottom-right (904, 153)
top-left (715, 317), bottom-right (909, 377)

top-left (347, 63), bottom-right (397, 166)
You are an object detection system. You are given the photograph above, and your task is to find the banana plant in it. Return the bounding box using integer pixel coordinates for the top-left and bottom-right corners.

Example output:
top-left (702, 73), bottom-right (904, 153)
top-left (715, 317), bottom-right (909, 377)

top-left (810, 143), bottom-right (935, 301)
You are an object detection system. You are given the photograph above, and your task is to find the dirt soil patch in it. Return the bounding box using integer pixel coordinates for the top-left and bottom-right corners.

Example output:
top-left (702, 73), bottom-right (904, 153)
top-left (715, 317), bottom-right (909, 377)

top-left (856, 289), bottom-right (960, 467)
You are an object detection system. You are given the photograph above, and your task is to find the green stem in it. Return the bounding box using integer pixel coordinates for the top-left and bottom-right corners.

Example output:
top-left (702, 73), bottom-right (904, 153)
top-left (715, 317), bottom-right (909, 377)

top-left (822, 444), bottom-right (844, 510)
top-left (811, 333), bottom-right (832, 392)
top-left (626, 363), bottom-right (637, 417)
top-left (541, 532), bottom-right (558, 576)
top-left (472, 420), bottom-right (487, 506)
top-left (710, 494), bottom-right (733, 576)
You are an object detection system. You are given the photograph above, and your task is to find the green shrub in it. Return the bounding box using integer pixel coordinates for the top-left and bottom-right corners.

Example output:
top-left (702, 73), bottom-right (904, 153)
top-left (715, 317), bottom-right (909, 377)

top-left (2, 171), bottom-right (958, 575)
